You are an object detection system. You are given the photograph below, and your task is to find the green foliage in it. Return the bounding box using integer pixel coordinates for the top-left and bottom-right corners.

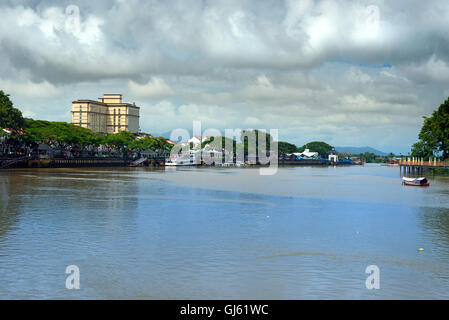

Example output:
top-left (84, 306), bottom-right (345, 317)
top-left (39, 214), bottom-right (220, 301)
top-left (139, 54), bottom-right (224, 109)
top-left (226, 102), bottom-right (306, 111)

top-left (357, 152), bottom-right (377, 163)
top-left (92, 132), bottom-right (108, 146)
top-left (104, 131), bottom-right (135, 149)
top-left (132, 137), bottom-right (157, 151)
top-left (298, 141), bottom-right (334, 158)
top-left (202, 136), bottom-right (236, 152)
top-left (20, 118), bottom-right (173, 156)
top-left (411, 141), bottom-right (435, 159)
top-left (201, 136), bottom-right (215, 149)
top-left (153, 137), bottom-right (173, 153)
top-left (23, 119), bottom-right (96, 149)
top-left (240, 130), bottom-right (273, 154)
top-left (0, 90), bottom-right (25, 130)
top-left (412, 97), bottom-right (449, 159)
top-left (276, 141), bottom-right (298, 154)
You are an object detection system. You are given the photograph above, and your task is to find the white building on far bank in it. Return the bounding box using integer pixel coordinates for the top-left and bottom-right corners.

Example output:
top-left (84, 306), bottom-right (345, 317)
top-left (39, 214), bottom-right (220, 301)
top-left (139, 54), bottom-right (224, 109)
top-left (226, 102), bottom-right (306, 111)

top-left (188, 136), bottom-right (212, 148)
top-left (291, 149), bottom-right (319, 159)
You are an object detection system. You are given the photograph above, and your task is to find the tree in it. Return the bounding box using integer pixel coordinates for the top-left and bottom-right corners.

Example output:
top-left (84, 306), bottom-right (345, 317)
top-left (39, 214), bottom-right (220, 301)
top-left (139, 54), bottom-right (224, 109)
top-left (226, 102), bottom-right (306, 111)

top-left (92, 132), bottom-right (108, 147)
top-left (23, 119), bottom-right (96, 151)
top-left (276, 141), bottom-right (298, 154)
top-left (104, 131), bottom-right (135, 152)
top-left (411, 141), bottom-right (435, 159)
top-left (202, 136), bottom-right (236, 152)
top-left (240, 130), bottom-right (273, 155)
top-left (131, 137), bottom-right (157, 151)
top-left (298, 141), bottom-right (333, 158)
top-left (128, 136), bottom-right (172, 155)
top-left (358, 152), bottom-right (377, 163)
top-left (153, 137), bottom-right (173, 154)
top-left (412, 97), bottom-right (449, 159)
top-left (0, 90), bottom-right (25, 130)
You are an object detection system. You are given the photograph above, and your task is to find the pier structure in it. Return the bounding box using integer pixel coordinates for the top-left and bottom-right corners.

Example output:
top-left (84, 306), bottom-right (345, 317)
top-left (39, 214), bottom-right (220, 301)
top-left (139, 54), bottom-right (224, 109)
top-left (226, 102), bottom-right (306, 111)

top-left (279, 159), bottom-right (354, 166)
top-left (399, 158), bottom-right (449, 176)
top-left (1, 156), bottom-right (166, 169)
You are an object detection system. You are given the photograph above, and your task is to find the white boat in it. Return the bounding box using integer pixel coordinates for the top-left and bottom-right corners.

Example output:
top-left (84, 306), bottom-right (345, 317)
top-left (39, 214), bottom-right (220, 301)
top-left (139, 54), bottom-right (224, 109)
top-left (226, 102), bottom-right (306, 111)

top-left (165, 158), bottom-right (196, 166)
top-left (165, 151), bottom-right (199, 166)
top-left (402, 177), bottom-right (430, 187)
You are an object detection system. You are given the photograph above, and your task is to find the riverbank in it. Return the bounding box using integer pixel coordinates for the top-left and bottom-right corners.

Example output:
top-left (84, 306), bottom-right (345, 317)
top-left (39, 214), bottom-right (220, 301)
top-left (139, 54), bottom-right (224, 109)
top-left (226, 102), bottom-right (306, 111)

top-left (0, 156), bottom-right (169, 169)
top-left (1, 157), bottom-right (126, 169)
top-left (1, 156), bottom-right (358, 169)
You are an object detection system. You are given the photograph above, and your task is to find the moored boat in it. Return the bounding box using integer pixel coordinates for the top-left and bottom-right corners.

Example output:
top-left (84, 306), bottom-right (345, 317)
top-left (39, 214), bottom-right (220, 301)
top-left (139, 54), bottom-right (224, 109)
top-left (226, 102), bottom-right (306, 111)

top-left (402, 177), bottom-right (430, 187)
top-left (165, 151), bottom-right (199, 166)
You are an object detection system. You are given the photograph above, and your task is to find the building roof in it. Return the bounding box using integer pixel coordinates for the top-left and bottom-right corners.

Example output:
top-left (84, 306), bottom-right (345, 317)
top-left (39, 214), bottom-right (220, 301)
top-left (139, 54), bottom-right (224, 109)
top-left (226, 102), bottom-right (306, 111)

top-left (289, 149), bottom-right (319, 158)
top-left (106, 103), bottom-right (140, 109)
top-left (72, 99), bottom-right (140, 109)
top-left (2, 128), bottom-right (25, 135)
top-left (73, 99), bottom-right (109, 106)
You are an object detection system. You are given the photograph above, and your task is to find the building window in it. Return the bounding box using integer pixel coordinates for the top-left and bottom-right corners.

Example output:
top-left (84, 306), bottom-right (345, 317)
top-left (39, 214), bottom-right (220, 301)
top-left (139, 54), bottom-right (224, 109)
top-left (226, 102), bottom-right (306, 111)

top-left (118, 109), bottom-right (121, 129)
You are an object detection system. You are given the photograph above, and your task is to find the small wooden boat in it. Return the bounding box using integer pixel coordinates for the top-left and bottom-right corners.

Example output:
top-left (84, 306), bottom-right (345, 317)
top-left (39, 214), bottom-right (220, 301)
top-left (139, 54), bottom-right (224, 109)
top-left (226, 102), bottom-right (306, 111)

top-left (402, 177), bottom-right (430, 187)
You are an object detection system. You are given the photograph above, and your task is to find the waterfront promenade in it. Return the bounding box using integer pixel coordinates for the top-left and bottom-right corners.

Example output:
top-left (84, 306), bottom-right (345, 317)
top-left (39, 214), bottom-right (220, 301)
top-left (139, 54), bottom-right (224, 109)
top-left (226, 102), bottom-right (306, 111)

top-left (0, 156), bottom-right (166, 169)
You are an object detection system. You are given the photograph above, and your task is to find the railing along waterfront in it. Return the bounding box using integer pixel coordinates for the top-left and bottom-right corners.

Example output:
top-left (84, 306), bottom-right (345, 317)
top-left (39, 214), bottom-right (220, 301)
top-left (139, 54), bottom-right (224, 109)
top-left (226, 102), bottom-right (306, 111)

top-left (398, 158), bottom-right (449, 167)
top-left (399, 157), bottom-right (449, 176)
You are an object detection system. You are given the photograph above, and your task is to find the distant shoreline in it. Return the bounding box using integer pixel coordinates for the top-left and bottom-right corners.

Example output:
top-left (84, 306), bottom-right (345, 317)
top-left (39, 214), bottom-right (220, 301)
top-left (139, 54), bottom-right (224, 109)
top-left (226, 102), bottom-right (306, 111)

top-left (1, 157), bottom-right (356, 170)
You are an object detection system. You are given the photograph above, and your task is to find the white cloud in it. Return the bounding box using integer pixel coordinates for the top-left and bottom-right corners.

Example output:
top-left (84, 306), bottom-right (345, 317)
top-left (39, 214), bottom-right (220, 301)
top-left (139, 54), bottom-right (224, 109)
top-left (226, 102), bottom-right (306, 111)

top-left (403, 55), bottom-right (449, 83)
top-left (13, 5), bottom-right (103, 45)
top-left (128, 78), bottom-right (174, 99)
top-left (239, 75), bottom-right (327, 106)
top-left (0, 78), bottom-right (60, 98)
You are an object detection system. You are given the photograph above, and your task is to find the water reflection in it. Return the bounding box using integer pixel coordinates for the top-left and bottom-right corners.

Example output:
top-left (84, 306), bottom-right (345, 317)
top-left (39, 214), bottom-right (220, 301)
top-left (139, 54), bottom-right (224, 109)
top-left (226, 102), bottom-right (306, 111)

top-left (418, 206), bottom-right (449, 260)
top-left (0, 173), bottom-right (26, 243)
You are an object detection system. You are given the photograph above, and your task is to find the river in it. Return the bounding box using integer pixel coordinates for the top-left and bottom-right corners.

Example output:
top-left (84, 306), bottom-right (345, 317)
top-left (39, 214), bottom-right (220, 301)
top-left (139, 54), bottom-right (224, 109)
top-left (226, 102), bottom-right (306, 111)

top-left (1, 164), bottom-right (448, 299)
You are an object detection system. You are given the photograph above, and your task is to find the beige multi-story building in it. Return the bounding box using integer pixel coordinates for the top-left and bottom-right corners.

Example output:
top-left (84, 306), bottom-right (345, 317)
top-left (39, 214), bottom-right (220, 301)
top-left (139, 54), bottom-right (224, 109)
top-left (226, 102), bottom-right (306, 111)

top-left (71, 94), bottom-right (140, 134)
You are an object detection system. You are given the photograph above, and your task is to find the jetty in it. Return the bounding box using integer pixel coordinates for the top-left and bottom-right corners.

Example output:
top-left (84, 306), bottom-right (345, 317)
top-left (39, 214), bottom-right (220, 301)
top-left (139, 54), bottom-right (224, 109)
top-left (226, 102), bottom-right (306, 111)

top-left (279, 158), bottom-right (354, 166)
top-left (0, 156), bottom-right (165, 169)
top-left (399, 158), bottom-right (449, 175)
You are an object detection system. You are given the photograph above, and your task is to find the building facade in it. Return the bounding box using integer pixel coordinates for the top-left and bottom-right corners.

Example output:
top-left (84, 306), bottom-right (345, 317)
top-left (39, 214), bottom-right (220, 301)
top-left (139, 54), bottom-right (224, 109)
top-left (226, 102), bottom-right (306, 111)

top-left (71, 94), bottom-right (140, 134)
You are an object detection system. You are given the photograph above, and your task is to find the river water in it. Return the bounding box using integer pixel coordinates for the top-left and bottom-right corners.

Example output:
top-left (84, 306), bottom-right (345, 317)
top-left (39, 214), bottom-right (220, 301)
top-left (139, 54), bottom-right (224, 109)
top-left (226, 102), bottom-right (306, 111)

top-left (0, 164), bottom-right (448, 299)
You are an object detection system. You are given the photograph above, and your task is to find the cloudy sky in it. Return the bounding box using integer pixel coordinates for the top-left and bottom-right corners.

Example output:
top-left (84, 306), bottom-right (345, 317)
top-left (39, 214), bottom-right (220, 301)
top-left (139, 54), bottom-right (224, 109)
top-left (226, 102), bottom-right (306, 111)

top-left (1, 0), bottom-right (449, 153)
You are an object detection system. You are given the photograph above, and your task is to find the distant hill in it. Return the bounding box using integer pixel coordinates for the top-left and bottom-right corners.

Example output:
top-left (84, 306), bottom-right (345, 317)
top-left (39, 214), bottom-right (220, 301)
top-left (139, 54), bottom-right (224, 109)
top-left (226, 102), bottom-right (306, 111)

top-left (335, 146), bottom-right (389, 156)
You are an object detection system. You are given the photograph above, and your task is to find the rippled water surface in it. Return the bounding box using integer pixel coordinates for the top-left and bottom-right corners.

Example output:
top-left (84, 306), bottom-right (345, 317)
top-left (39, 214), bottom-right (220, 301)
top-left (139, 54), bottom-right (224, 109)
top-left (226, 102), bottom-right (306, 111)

top-left (1, 164), bottom-right (449, 299)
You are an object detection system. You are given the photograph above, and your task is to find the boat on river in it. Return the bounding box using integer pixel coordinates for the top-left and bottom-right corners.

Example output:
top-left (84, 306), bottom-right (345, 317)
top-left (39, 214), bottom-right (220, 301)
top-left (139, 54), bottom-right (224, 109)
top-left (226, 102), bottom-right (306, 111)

top-left (165, 151), bottom-right (198, 166)
top-left (402, 177), bottom-right (430, 187)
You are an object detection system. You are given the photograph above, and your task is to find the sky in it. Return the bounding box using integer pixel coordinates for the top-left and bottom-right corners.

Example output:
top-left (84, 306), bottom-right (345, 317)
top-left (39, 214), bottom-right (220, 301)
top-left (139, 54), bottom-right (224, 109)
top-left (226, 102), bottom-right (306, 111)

top-left (1, 0), bottom-right (449, 154)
